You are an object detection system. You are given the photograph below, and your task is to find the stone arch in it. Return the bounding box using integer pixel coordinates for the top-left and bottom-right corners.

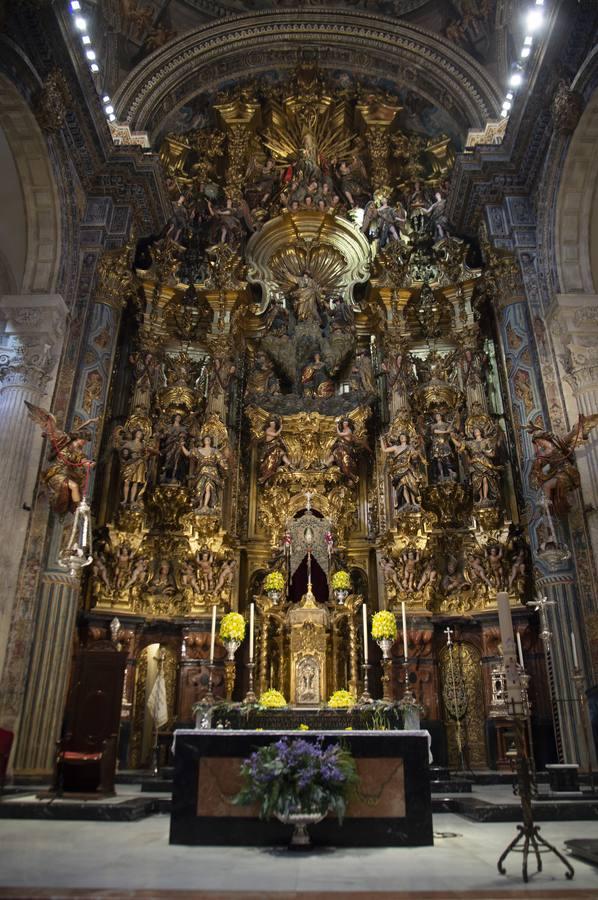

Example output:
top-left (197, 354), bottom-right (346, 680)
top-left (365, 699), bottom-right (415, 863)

top-left (0, 74), bottom-right (61, 294)
top-left (555, 86), bottom-right (598, 294)
top-left (114, 10), bottom-right (502, 142)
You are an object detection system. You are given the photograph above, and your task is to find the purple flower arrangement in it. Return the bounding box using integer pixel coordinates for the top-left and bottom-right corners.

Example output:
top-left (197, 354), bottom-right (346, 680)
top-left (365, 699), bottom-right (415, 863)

top-left (234, 737), bottom-right (358, 823)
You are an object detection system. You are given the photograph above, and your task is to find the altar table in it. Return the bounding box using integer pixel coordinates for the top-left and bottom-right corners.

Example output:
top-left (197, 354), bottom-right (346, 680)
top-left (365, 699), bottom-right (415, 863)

top-left (169, 729), bottom-right (433, 847)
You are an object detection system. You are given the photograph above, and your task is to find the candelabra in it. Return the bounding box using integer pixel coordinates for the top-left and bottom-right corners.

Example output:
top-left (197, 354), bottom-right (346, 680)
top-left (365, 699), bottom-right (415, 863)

top-left (244, 660), bottom-right (257, 703)
top-left (572, 666), bottom-right (596, 794)
top-left (203, 661), bottom-right (216, 706)
top-left (497, 701), bottom-right (575, 883)
top-left (526, 594), bottom-right (563, 762)
top-left (359, 662), bottom-right (373, 704)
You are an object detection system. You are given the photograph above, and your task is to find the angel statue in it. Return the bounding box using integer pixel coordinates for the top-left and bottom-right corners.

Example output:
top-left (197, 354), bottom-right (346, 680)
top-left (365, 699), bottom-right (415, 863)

top-left (258, 417), bottom-right (293, 485)
top-left (452, 418), bottom-right (502, 506)
top-left (324, 418), bottom-right (363, 484)
top-left (361, 190), bottom-right (406, 249)
top-left (25, 402), bottom-right (97, 515)
top-left (524, 414), bottom-right (598, 518)
top-left (380, 430), bottom-right (426, 510)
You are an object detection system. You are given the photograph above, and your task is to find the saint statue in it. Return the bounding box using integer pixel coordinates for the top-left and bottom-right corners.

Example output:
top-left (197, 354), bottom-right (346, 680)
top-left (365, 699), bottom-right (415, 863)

top-left (288, 270), bottom-right (324, 323)
top-left (324, 418), bottom-right (361, 483)
top-left (115, 427), bottom-right (158, 506)
top-left (452, 422), bottom-right (502, 506)
top-left (182, 433), bottom-right (228, 511)
top-left (301, 352), bottom-right (334, 398)
top-left (158, 413), bottom-right (188, 484)
top-left (380, 431), bottom-right (426, 510)
top-left (428, 411), bottom-right (458, 482)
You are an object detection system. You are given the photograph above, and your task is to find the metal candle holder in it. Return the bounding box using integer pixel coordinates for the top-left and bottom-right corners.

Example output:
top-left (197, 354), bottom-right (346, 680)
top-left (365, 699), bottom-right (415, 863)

top-left (359, 662), bottom-right (373, 704)
top-left (244, 660), bottom-right (257, 703)
top-left (203, 661), bottom-right (216, 706)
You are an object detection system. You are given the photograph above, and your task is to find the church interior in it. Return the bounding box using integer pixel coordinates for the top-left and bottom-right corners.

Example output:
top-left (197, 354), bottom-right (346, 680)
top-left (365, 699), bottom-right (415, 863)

top-left (0, 0), bottom-right (597, 897)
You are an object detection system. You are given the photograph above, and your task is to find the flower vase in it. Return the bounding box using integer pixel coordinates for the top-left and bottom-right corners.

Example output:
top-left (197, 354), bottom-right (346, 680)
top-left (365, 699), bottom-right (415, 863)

top-left (376, 637), bottom-right (394, 659)
top-left (402, 705), bottom-right (420, 731)
top-left (267, 589), bottom-right (281, 604)
top-left (195, 704), bottom-right (213, 730)
top-left (223, 638), bottom-right (241, 701)
top-left (275, 810), bottom-right (326, 849)
top-left (334, 588), bottom-right (349, 605)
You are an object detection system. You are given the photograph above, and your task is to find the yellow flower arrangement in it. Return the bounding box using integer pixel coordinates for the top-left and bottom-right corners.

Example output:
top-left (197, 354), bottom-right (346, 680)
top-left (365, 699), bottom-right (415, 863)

top-left (331, 570), bottom-right (351, 591)
top-left (328, 689), bottom-right (356, 708)
top-left (258, 689), bottom-right (287, 708)
top-left (264, 571), bottom-right (285, 592)
top-left (371, 610), bottom-right (397, 640)
top-left (298, 723), bottom-right (310, 731)
top-left (219, 612), bottom-right (246, 642)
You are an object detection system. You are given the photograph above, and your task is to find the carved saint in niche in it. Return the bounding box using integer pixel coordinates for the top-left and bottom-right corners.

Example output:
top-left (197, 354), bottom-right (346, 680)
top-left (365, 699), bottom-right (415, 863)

top-left (301, 352), bottom-right (334, 397)
top-left (158, 413), bottom-right (188, 484)
top-left (428, 411), bottom-right (458, 482)
top-left (296, 656), bottom-right (320, 705)
top-left (288, 270), bottom-right (324, 323)
top-left (452, 420), bottom-right (502, 506)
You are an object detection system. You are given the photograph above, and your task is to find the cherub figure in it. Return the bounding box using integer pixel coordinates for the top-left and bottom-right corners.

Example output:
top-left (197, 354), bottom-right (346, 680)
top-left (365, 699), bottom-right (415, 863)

top-left (417, 558), bottom-right (438, 592)
top-left (24, 402), bottom-right (98, 515)
top-left (196, 548), bottom-right (215, 592)
top-left (467, 551), bottom-right (492, 589)
top-left (508, 548), bottom-right (527, 592)
top-left (380, 555), bottom-right (401, 590)
top-left (214, 558), bottom-right (237, 595)
top-left (486, 545), bottom-right (506, 590)
top-left (400, 548), bottom-right (420, 592)
top-left (114, 543), bottom-right (133, 591)
top-left (123, 556), bottom-right (149, 592)
top-left (441, 557), bottom-right (469, 595)
top-left (179, 559), bottom-right (201, 594)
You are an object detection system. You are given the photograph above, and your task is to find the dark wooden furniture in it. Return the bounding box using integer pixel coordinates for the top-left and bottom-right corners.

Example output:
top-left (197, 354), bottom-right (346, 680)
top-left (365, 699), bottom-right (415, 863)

top-left (53, 646), bottom-right (127, 796)
top-left (0, 728), bottom-right (14, 793)
top-left (170, 729), bottom-right (433, 847)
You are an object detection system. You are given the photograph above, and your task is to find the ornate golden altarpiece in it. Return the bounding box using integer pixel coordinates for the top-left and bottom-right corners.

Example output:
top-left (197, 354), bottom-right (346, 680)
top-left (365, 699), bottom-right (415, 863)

top-left (81, 66), bottom-right (539, 768)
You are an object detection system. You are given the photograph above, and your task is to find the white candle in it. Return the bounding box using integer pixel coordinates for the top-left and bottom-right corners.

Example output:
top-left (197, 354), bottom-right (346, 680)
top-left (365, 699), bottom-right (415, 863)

top-left (497, 592), bottom-right (523, 711)
top-left (401, 601), bottom-right (408, 659)
top-left (516, 631), bottom-right (524, 668)
top-left (571, 631), bottom-right (579, 669)
top-left (249, 603), bottom-right (255, 662)
top-left (209, 604), bottom-right (217, 664)
top-left (362, 603), bottom-right (368, 663)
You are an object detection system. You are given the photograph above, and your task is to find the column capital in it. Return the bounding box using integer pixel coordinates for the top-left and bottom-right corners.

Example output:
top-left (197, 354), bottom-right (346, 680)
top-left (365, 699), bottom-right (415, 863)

top-left (549, 293), bottom-right (598, 394)
top-left (0, 294), bottom-right (67, 394)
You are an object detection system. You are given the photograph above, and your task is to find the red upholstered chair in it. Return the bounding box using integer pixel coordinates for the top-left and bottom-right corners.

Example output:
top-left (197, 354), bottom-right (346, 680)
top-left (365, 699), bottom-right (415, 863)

top-left (53, 647), bottom-right (127, 796)
top-left (0, 728), bottom-right (14, 793)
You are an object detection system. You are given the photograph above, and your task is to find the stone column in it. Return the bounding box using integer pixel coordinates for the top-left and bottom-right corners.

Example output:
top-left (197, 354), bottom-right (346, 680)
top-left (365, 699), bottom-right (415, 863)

top-left (0, 294), bottom-right (66, 675)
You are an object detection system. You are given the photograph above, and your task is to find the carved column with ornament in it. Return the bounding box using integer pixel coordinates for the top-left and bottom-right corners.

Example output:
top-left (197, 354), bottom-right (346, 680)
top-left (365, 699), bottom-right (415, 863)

top-left (0, 294), bottom-right (67, 674)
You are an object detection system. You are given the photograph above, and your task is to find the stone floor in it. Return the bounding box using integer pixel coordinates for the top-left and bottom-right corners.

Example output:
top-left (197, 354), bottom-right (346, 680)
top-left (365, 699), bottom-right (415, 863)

top-left (0, 811), bottom-right (596, 898)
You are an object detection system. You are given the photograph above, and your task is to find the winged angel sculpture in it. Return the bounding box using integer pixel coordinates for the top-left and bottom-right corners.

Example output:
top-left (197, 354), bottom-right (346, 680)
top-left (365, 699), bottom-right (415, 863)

top-left (524, 413), bottom-right (598, 519)
top-left (25, 402), bottom-right (97, 514)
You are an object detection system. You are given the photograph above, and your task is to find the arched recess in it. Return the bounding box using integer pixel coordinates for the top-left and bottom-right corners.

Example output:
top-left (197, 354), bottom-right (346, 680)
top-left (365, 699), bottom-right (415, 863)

top-left (555, 86), bottom-right (598, 295)
top-left (114, 10), bottom-right (502, 142)
top-left (0, 74), bottom-right (61, 294)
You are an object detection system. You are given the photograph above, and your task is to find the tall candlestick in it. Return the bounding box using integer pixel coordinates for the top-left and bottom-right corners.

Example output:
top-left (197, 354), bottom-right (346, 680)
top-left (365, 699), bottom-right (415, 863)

top-left (209, 604), bottom-right (217, 664)
top-left (249, 603), bottom-right (255, 662)
top-left (401, 601), bottom-right (408, 659)
top-left (516, 631), bottom-right (524, 669)
top-left (497, 592), bottom-right (523, 711)
top-left (362, 603), bottom-right (368, 663)
top-left (571, 631), bottom-right (579, 669)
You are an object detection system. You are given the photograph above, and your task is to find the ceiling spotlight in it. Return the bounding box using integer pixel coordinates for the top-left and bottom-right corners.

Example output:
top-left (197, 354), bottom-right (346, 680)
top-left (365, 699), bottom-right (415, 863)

top-left (70, 0), bottom-right (81, 9)
top-left (506, 92), bottom-right (513, 100)
top-left (524, 35), bottom-right (533, 45)
top-left (521, 47), bottom-right (531, 58)
top-left (535, 0), bottom-right (544, 5)
top-left (90, 63), bottom-right (99, 73)
top-left (502, 101), bottom-right (512, 111)
top-left (74, 16), bottom-right (87, 30)
top-left (85, 49), bottom-right (96, 61)
top-left (510, 73), bottom-right (523, 87)
top-left (109, 114), bottom-right (116, 122)
top-left (82, 35), bottom-right (91, 45)
top-left (526, 9), bottom-right (543, 31)
top-left (102, 95), bottom-right (110, 103)
top-left (105, 105), bottom-right (114, 115)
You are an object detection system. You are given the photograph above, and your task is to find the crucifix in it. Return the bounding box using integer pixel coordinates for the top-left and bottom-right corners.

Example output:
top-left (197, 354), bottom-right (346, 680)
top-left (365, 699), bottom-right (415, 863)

top-left (444, 626), bottom-right (454, 647)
